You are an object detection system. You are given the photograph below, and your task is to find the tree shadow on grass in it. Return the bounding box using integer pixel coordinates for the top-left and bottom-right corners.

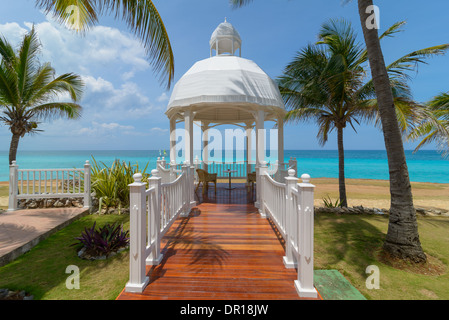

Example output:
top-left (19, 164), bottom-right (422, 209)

top-left (314, 213), bottom-right (388, 276)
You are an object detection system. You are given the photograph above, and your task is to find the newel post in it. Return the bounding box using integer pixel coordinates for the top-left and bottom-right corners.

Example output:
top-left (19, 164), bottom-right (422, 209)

top-left (189, 163), bottom-right (196, 208)
top-left (180, 163), bottom-right (190, 217)
top-left (295, 173), bottom-right (318, 298)
top-left (258, 161), bottom-right (268, 217)
top-left (8, 161), bottom-right (18, 211)
top-left (283, 169), bottom-right (299, 268)
top-left (170, 161), bottom-right (177, 182)
top-left (125, 173), bottom-right (149, 293)
top-left (147, 169), bottom-right (163, 265)
top-left (83, 160), bottom-right (92, 209)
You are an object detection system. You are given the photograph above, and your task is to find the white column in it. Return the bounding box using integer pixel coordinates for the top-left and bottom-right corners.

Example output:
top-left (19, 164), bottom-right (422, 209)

top-left (255, 111), bottom-right (265, 209)
top-left (245, 125), bottom-right (253, 175)
top-left (202, 123), bottom-right (209, 172)
top-left (184, 110), bottom-right (194, 165)
top-left (256, 110), bottom-right (265, 166)
top-left (278, 117), bottom-right (284, 166)
top-left (170, 117), bottom-right (176, 164)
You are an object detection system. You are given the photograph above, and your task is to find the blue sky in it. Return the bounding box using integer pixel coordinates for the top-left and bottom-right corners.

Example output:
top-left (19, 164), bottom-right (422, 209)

top-left (0, 0), bottom-right (448, 151)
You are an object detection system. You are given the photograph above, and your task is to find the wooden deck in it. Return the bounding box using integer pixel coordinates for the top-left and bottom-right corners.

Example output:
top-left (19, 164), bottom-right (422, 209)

top-left (117, 183), bottom-right (321, 300)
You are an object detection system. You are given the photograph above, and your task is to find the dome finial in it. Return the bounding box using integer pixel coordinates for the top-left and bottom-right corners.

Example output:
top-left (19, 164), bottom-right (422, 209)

top-left (210, 20), bottom-right (242, 57)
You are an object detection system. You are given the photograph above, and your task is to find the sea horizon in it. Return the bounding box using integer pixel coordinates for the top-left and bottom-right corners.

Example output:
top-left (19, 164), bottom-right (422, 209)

top-left (1, 149), bottom-right (448, 184)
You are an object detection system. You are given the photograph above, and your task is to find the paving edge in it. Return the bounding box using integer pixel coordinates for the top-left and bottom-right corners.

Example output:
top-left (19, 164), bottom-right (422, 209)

top-left (0, 209), bottom-right (90, 267)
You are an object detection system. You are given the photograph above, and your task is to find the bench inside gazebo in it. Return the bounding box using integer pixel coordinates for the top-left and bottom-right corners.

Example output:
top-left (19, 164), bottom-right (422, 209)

top-left (117, 20), bottom-right (319, 300)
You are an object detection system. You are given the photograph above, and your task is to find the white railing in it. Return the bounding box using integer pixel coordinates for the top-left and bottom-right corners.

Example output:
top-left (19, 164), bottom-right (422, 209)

top-left (189, 157), bottom-right (298, 182)
top-left (8, 161), bottom-right (92, 211)
top-left (259, 162), bottom-right (317, 298)
top-left (125, 163), bottom-right (195, 293)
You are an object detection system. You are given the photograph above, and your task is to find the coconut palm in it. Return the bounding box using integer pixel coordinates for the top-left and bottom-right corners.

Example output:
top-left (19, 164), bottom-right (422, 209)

top-left (279, 19), bottom-right (446, 208)
top-left (230, 0), bottom-right (447, 262)
top-left (35, 0), bottom-right (174, 88)
top-left (0, 27), bottom-right (84, 164)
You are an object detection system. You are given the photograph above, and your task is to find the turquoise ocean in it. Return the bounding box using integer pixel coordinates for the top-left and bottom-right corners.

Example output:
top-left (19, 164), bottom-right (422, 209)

top-left (1, 150), bottom-right (448, 183)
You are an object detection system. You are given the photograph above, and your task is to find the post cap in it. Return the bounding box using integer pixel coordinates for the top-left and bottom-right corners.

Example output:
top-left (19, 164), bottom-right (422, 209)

top-left (133, 173), bottom-right (143, 182)
top-left (151, 169), bottom-right (159, 177)
top-left (301, 173), bottom-right (311, 183)
top-left (288, 169), bottom-right (296, 177)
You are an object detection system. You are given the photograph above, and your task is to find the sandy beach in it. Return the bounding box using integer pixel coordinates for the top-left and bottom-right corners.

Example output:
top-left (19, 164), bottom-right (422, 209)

top-left (2, 178), bottom-right (447, 212)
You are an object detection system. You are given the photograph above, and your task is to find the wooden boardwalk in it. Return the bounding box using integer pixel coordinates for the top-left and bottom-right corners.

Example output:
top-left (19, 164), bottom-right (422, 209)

top-left (117, 183), bottom-right (320, 300)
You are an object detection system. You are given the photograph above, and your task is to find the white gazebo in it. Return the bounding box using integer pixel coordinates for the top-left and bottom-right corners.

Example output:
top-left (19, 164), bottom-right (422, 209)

top-left (166, 19), bottom-right (287, 176)
top-left (125, 21), bottom-right (317, 298)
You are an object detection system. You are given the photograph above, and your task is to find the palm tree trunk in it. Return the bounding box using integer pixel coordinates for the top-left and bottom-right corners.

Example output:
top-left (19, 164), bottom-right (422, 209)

top-left (358, 0), bottom-right (426, 263)
top-left (337, 126), bottom-right (348, 207)
top-left (9, 133), bottom-right (20, 165)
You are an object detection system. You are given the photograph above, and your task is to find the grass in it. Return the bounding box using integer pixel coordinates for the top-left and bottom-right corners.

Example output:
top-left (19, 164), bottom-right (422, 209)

top-left (0, 210), bottom-right (448, 300)
top-left (314, 213), bottom-right (449, 300)
top-left (0, 214), bottom-right (130, 300)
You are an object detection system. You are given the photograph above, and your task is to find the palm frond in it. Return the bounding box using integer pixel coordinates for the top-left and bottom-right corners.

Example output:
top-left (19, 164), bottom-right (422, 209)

top-left (36, 0), bottom-right (174, 88)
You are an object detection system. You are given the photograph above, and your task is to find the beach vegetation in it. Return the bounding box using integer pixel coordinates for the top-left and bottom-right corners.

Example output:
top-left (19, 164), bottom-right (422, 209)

top-left (90, 157), bottom-right (150, 213)
top-left (322, 195), bottom-right (344, 208)
top-left (71, 221), bottom-right (129, 259)
top-left (0, 27), bottom-right (84, 165)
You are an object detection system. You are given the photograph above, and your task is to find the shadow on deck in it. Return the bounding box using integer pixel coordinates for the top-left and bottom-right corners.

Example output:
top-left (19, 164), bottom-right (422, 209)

top-left (117, 183), bottom-right (321, 300)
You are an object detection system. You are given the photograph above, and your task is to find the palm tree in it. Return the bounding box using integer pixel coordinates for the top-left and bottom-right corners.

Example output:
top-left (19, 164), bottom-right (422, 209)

top-left (357, 0), bottom-right (428, 263)
top-left (230, 0), bottom-right (445, 262)
top-left (279, 19), bottom-right (447, 208)
top-left (35, 0), bottom-right (174, 88)
top-left (0, 27), bottom-right (84, 164)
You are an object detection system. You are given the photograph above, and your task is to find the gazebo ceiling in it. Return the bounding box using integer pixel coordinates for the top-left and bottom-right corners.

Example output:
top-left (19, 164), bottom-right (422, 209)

top-left (166, 56), bottom-right (286, 124)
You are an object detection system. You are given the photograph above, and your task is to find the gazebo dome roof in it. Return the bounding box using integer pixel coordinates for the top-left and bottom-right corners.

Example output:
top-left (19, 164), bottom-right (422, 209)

top-left (166, 21), bottom-right (286, 125)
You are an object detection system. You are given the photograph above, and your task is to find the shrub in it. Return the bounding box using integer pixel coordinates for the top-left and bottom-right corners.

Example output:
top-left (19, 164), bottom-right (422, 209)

top-left (322, 195), bottom-right (344, 208)
top-left (90, 156), bottom-right (150, 213)
top-left (71, 222), bottom-right (129, 258)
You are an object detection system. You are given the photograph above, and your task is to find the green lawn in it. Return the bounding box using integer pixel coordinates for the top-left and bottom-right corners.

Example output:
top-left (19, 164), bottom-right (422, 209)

top-left (0, 214), bottom-right (130, 300)
top-left (0, 212), bottom-right (448, 300)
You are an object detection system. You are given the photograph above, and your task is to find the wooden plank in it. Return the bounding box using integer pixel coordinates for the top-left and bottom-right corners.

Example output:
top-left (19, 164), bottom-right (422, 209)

top-left (117, 184), bottom-right (320, 300)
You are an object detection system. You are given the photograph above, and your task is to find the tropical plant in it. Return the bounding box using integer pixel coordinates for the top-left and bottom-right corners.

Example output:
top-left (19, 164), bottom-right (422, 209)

top-left (408, 92), bottom-right (449, 158)
top-left (71, 221), bottom-right (129, 258)
top-left (322, 195), bottom-right (343, 208)
top-left (230, 0), bottom-right (444, 263)
top-left (278, 19), bottom-right (448, 209)
top-left (90, 156), bottom-right (150, 213)
top-left (0, 27), bottom-right (84, 164)
top-left (35, 0), bottom-right (174, 88)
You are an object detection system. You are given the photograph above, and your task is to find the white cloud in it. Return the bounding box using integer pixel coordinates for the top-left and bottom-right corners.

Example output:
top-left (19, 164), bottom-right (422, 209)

top-left (0, 19), bottom-right (170, 150)
top-left (157, 92), bottom-right (169, 102)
